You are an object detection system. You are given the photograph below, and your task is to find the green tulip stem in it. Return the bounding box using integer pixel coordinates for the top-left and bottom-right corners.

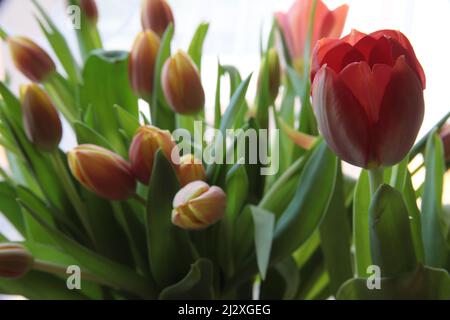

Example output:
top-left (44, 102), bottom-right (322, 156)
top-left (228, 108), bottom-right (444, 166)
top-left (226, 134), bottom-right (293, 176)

top-left (50, 151), bottom-right (98, 248)
top-left (33, 259), bottom-right (108, 285)
top-left (0, 27), bottom-right (8, 40)
top-left (368, 167), bottom-right (385, 195)
top-left (131, 193), bottom-right (147, 206)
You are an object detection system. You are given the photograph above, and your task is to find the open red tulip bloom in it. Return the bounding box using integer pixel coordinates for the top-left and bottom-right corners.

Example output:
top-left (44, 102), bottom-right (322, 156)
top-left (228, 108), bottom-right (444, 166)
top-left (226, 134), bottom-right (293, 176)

top-left (276, 0), bottom-right (348, 64)
top-left (311, 29), bottom-right (426, 168)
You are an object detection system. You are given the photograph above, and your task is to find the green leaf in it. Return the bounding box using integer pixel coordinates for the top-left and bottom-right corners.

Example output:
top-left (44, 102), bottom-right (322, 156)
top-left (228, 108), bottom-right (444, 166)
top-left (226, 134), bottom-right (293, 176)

top-left (337, 265), bottom-right (450, 300)
top-left (421, 132), bottom-right (448, 268)
top-left (251, 206), bottom-right (275, 280)
top-left (159, 259), bottom-right (214, 300)
top-left (146, 150), bottom-right (195, 288)
top-left (225, 164), bottom-right (249, 221)
top-left (151, 25), bottom-right (176, 131)
top-left (353, 170), bottom-right (372, 277)
top-left (369, 184), bottom-right (417, 277)
top-left (81, 50), bottom-right (138, 155)
top-left (187, 23), bottom-right (210, 71)
top-left (319, 165), bottom-right (353, 294)
top-left (260, 257), bottom-right (299, 300)
top-left (73, 122), bottom-right (112, 150)
top-left (0, 82), bottom-right (22, 128)
top-left (0, 182), bottom-right (25, 235)
top-left (18, 200), bottom-right (156, 298)
top-left (113, 104), bottom-right (140, 140)
top-left (271, 142), bottom-right (338, 263)
top-left (32, 0), bottom-right (81, 83)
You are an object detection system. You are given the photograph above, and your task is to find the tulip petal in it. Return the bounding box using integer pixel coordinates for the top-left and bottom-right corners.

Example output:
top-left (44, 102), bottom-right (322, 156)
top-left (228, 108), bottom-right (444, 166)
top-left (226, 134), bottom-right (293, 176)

top-left (339, 61), bottom-right (392, 123)
top-left (321, 4), bottom-right (349, 40)
top-left (312, 66), bottom-right (371, 167)
top-left (374, 56), bottom-right (425, 166)
top-left (320, 42), bottom-right (365, 74)
top-left (342, 29), bottom-right (367, 45)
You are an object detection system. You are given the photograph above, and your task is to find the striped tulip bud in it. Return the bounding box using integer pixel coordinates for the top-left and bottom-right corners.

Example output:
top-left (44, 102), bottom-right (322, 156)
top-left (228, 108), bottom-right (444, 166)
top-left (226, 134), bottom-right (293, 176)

top-left (258, 47), bottom-right (281, 104)
top-left (0, 244), bottom-right (34, 279)
top-left (79, 0), bottom-right (99, 23)
top-left (129, 31), bottom-right (161, 99)
top-left (440, 124), bottom-right (450, 163)
top-left (68, 144), bottom-right (136, 201)
top-left (162, 50), bottom-right (205, 115)
top-left (129, 125), bottom-right (179, 184)
top-left (172, 181), bottom-right (226, 231)
top-left (141, 0), bottom-right (174, 37)
top-left (20, 84), bottom-right (62, 152)
top-left (8, 36), bottom-right (56, 82)
top-left (178, 154), bottom-right (206, 187)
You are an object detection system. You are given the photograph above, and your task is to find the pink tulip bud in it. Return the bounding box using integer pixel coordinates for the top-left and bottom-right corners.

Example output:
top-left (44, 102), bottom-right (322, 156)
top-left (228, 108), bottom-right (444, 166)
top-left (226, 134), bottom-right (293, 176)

top-left (172, 181), bottom-right (226, 231)
top-left (162, 50), bottom-right (205, 115)
top-left (141, 0), bottom-right (174, 37)
top-left (68, 144), bottom-right (137, 201)
top-left (8, 36), bottom-right (56, 82)
top-left (79, 0), bottom-right (99, 23)
top-left (0, 244), bottom-right (34, 279)
top-left (129, 125), bottom-right (179, 184)
top-left (20, 84), bottom-right (62, 152)
top-left (178, 154), bottom-right (206, 187)
top-left (129, 31), bottom-right (161, 99)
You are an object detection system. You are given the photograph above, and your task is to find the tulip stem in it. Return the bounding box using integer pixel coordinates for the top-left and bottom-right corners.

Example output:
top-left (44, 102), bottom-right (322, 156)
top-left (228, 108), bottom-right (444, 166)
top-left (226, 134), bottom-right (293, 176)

top-left (132, 193), bottom-right (147, 206)
top-left (33, 259), bottom-right (108, 286)
top-left (0, 27), bottom-right (8, 40)
top-left (368, 167), bottom-right (385, 195)
top-left (50, 151), bottom-right (98, 248)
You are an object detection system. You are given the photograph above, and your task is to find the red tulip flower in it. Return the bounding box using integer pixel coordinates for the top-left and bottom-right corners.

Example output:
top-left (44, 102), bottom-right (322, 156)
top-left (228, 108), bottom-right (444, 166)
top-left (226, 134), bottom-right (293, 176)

top-left (275, 0), bottom-right (348, 72)
top-left (311, 29), bottom-right (426, 168)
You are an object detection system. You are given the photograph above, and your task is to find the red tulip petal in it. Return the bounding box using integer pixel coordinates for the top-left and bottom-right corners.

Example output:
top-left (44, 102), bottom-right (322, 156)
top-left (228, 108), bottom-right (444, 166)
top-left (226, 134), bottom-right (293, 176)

top-left (320, 42), bottom-right (365, 74)
top-left (339, 61), bottom-right (392, 123)
top-left (275, 12), bottom-right (297, 59)
top-left (374, 56), bottom-right (425, 166)
top-left (312, 66), bottom-right (371, 167)
top-left (342, 29), bottom-right (367, 45)
top-left (370, 30), bottom-right (426, 88)
top-left (321, 4), bottom-right (349, 39)
top-left (311, 38), bottom-right (342, 80)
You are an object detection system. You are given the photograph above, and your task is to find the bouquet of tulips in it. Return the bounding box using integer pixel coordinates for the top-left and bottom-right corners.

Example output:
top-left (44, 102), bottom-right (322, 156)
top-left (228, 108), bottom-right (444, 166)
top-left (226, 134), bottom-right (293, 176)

top-left (0, 0), bottom-right (449, 300)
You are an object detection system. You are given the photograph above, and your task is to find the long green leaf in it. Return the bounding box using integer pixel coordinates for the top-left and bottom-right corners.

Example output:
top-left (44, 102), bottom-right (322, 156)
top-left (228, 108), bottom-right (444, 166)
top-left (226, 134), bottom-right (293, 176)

top-left (187, 23), bottom-right (210, 71)
top-left (251, 206), bottom-right (275, 280)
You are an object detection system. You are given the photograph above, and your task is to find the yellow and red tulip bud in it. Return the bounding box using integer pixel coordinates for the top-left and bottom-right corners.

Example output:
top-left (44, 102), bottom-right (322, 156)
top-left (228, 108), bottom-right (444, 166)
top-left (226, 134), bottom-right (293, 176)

top-left (172, 181), bottom-right (227, 231)
top-left (162, 50), bottom-right (205, 115)
top-left (0, 244), bottom-right (34, 279)
top-left (20, 84), bottom-right (62, 152)
top-left (129, 125), bottom-right (179, 184)
top-left (440, 124), bottom-right (450, 163)
top-left (128, 31), bottom-right (161, 99)
top-left (79, 0), bottom-right (99, 23)
top-left (8, 36), bottom-right (56, 82)
top-left (141, 0), bottom-right (174, 37)
top-left (68, 144), bottom-right (136, 201)
top-left (258, 48), bottom-right (281, 104)
top-left (178, 154), bottom-right (206, 187)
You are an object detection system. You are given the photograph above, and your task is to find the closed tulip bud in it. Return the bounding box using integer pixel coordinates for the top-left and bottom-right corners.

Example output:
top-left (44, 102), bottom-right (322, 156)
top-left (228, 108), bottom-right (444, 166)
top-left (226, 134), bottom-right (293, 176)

top-left (129, 31), bottom-right (160, 99)
top-left (141, 0), bottom-right (174, 37)
top-left (178, 154), bottom-right (206, 186)
top-left (129, 125), bottom-right (179, 184)
top-left (172, 181), bottom-right (226, 231)
top-left (79, 0), bottom-right (99, 23)
top-left (20, 84), bottom-right (62, 152)
top-left (311, 29), bottom-right (425, 168)
top-left (0, 244), bottom-right (34, 279)
top-left (162, 50), bottom-right (205, 115)
top-left (258, 48), bottom-right (281, 103)
top-left (8, 36), bottom-right (56, 82)
top-left (440, 124), bottom-right (450, 163)
top-left (68, 144), bottom-right (136, 201)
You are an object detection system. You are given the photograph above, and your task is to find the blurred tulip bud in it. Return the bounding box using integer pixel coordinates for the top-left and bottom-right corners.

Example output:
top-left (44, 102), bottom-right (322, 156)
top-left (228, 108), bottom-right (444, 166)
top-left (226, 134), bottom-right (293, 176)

top-left (8, 36), bottom-right (56, 82)
top-left (172, 181), bottom-right (226, 231)
top-left (129, 31), bottom-right (160, 99)
top-left (258, 48), bottom-right (281, 104)
top-left (129, 125), bottom-right (179, 184)
top-left (178, 154), bottom-right (206, 186)
top-left (79, 0), bottom-right (99, 23)
top-left (162, 50), bottom-right (205, 115)
top-left (0, 244), bottom-right (34, 279)
top-left (68, 144), bottom-right (136, 200)
top-left (141, 0), bottom-right (174, 37)
top-left (20, 84), bottom-right (62, 152)
top-left (440, 124), bottom-right (450, 162)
